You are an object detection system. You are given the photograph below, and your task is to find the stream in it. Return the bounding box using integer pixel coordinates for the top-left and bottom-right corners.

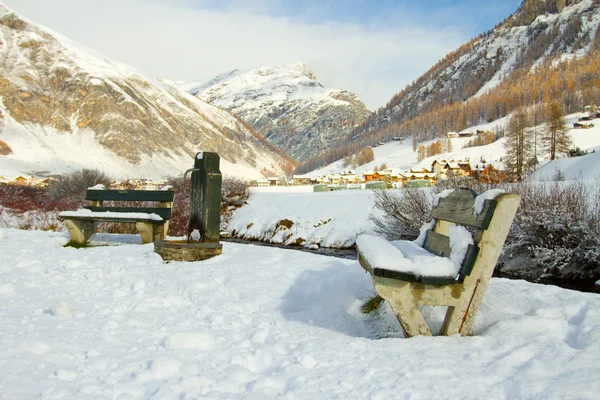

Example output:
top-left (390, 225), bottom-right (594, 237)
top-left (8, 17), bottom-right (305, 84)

top-left (222, 237), bottom-right (600, 294)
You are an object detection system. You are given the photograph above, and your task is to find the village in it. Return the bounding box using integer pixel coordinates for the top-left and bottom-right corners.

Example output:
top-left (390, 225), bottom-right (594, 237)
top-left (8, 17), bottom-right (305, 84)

top-left (0, 175), bottom-right (169, 190)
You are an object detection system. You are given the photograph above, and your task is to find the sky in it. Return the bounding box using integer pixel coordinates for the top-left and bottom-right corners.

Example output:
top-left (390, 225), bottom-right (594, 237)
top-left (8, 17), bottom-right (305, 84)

top-left (5, 0), bottom-right (521, 110)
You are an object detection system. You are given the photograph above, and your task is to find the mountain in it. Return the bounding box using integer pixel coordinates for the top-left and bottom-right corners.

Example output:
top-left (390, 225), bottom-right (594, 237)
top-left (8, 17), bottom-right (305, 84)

top-left (338, 0), bottom-right (600, 157)
top-left (0, 4), bottom-right (295, 180)
top-left (164, 63), bottom-right (371, 161)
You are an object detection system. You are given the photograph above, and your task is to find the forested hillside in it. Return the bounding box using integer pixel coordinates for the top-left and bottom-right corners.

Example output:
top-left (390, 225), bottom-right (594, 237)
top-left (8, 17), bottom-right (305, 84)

top-left (296, 0), bottom-right (600, 173)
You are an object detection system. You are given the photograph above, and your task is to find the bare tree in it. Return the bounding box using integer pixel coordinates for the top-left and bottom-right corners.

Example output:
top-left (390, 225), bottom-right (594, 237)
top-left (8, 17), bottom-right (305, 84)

top-left (544, 101), bottom-right (572, 160)
top-left (504, 107), bottom-right (533, 181)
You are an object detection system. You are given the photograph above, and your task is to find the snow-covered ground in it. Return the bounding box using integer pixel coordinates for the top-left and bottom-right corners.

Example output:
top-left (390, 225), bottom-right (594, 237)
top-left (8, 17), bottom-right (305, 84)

top-left (309, 113), bottom-right (600, 180)
top-left (229, 189), bottom-right (379, 248)
top-left (1, 228), bottom-right (599, 399)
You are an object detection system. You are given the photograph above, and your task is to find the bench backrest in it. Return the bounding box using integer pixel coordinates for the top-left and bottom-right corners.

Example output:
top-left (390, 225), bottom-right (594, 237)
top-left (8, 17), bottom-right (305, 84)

top-left (84, 189), bottom-right (175, 220)
top-left (422, 188), bottom-right (499, 282)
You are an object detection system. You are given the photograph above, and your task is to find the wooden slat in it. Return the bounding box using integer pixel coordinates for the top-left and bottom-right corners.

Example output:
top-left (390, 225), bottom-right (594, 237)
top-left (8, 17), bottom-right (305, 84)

top-left (457, 245), bottom-right (480, 281)
top-left (431, 188), bottom-right (497, 230)
top-left (423, 230), bottom-right (451, 257)
top-left (83, 206), bottom-right (171, 220)
top-left (420, 276), bottom-right (458, 285)
top-left (373, 267), bottom-right (420, 282)
top-left (85, 190), bottom-right (174, 202)
top-left (61, 215), bottom-right (164, 224)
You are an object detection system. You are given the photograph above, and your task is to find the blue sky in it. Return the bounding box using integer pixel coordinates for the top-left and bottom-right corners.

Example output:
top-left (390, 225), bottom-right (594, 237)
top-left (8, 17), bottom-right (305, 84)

top-left (193, 0), bottom-right (522, 35)
top-left (7, 0), bottom-right (523, 109)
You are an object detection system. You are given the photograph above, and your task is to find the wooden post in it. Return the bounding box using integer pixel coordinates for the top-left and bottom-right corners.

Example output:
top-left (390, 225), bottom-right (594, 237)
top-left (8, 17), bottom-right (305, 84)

top-left (188, 152), bottom-right (222, 243)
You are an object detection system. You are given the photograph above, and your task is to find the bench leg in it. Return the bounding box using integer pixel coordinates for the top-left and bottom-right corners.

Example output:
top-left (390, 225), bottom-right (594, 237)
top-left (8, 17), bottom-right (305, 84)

top-left (376, 283), bottom-right (432, 337)
top-left (440, 279), bottom-right (485, 336)
top-left (162, 221), bottom-right (169, 238)
top-left (63, 219), bottom-right (96, 245)
top-left (136, 222), bottom-right (165, 244)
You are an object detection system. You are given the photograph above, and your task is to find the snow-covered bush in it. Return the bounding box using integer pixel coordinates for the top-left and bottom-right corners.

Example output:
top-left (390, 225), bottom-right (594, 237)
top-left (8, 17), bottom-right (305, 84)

top-left (369, 188), bottom-right (435, 241)
top-left (502, 180), bottom-right (600, 280)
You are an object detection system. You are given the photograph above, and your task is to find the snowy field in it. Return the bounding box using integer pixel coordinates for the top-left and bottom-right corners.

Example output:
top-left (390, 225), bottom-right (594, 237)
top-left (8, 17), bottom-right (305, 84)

top-left (228, 189), bottom-right (379, 248)
top-left (1, 229), bottom-right (600, 399)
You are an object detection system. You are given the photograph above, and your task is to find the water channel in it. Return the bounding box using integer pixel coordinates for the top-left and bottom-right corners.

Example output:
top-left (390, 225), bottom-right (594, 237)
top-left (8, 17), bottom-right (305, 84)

top-left (222, 238), bottom-right (600, 294)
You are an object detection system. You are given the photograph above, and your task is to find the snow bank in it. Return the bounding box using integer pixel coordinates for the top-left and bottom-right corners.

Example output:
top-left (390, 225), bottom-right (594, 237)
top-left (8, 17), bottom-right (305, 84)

top-left (1, 229), bottom-right (600, 399)
top-left (530, 150), bottom-right (600, 182)
top-left (228, 190), bottom-right (378, 248)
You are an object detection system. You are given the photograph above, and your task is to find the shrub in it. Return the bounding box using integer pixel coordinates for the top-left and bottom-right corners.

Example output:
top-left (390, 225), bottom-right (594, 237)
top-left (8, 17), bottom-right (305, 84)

top-left (369, 189), bottom-right (435, 241)
top-left (502, 180), bottom-right (600, 280)
top-left (568, 147), bottom-right (589, 157)
top-left (47, 169), bottom-right (111, 201)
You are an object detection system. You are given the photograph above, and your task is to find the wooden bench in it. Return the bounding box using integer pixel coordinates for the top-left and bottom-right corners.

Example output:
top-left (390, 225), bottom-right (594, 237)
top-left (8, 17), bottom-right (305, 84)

top-left (59, 188), bottom-right (175, 245)
top-left (356, 188), bottom-right (520, 337)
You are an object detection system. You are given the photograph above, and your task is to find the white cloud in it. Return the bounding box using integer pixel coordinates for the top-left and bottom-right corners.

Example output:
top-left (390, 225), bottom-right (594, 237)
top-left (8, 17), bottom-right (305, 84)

top-left (4, 0), bottom-right (468, 110)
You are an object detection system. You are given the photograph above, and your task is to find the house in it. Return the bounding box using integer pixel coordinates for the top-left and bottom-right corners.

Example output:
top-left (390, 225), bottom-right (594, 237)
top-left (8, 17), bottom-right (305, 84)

top-left (11, 175), bottom-right (30, 185)
top-left (267, 177), bottom-right (279, 186)
top-left (292, 175), bottom-right (313, 186)
top-left (363, 171), bottom-right (375, 182)
top-left (447, 132), bottom-right (459, 138)
top-left (458, 130), bottom-right (474, 137)
top-left (398, 171), bottom-right (438, 187)
top-left (457, 160), bottom-right (472, 176)
top-left (0, 175), bottom-right (6, 183)
top-left (33, 177), bottom-right (53, 188)
top-left (478, 164), bottom-right (505, 184)
top-left (256, 179), bottom-right (270, 187)
top-left (431, 159), bottom-right (471, 179)
top-left (431, 159), bottom-right (447, 175)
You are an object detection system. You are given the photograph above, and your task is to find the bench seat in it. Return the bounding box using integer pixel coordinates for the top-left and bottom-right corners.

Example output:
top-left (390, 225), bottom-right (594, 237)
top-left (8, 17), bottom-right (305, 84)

top-left (60, 210), bottom-right (165, 224)
top-left (357, 235), bottom-right (461, 285)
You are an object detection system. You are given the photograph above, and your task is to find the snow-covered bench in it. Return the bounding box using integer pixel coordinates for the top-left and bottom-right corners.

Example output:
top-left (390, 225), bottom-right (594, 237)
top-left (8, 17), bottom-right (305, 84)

top-left (59, 187), bottom-right (175, 245)
top-left (356, 188), bottom-right (520, 337)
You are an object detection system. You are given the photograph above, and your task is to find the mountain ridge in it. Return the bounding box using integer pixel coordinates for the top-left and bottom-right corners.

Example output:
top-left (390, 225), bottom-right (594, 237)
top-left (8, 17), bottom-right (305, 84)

top-left (0, 3), bottom-right (295, 180)
top-left (166, 62), bottom-right (371, 161)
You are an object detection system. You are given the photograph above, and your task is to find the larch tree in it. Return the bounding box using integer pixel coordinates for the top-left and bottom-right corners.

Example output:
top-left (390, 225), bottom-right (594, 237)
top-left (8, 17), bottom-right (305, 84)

top-left (544, 101), bottom-right (572, 160)
top-left (504, 107), bottom-right (533, 181)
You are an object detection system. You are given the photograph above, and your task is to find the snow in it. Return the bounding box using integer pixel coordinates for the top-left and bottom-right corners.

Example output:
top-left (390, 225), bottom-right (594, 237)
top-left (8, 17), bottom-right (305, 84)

top-left (228, 189), bottom-right (378, 248)
top-left (357, 223), bottom-right (473, 279)
top-left (530, 150), bottom-right (600, 182)
top-left (474, 189), bottom-right (506, 215)
top-left (59, 209), bottom-right (163, 221)
top-left (448, 225), bottom-right (474, 267)
top-left (434, 189), bottom-right (455, 205)
top-left (168, 62), bottom-right (360, 117)
top-left (357, 234), bottom-right (460, 278)
top-left (3, 228), bottom-right (600, 398)
top-left (88, 184), bottom-right (106, 190)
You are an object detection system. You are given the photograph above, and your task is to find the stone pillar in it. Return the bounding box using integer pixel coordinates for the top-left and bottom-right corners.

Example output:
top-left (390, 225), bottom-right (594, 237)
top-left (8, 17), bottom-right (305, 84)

top-left (188, 151), bottom-right (222, 243)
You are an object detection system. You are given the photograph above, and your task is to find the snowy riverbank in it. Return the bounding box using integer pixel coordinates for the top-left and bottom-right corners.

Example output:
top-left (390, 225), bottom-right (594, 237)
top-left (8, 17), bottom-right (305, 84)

top-left (228, 187), bottom-right (380, 248)
top-left (1, 229), bottom-right (600, 399)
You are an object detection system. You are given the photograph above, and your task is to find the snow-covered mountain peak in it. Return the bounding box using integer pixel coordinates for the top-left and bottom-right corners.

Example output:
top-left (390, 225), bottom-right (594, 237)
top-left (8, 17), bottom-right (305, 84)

top-left (166, 62), bottom-right (370, 161)
top-left (0, 4), bottom-right (294, 180)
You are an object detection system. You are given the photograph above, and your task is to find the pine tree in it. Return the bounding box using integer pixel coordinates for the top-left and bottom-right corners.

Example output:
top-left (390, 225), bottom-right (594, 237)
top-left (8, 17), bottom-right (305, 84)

top-left (544, 101), bottom-right (572, 160)
top-left (504, 107), bottom-right (533, 181)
